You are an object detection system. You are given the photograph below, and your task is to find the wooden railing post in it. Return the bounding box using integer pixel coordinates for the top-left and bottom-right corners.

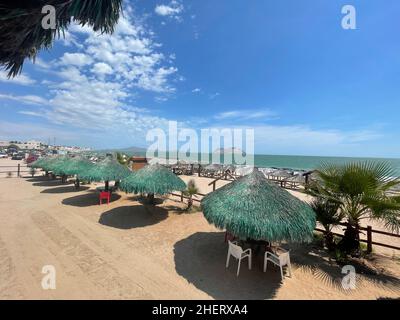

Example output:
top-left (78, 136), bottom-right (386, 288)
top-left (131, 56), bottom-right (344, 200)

top-left (367, 226), bottom-right (372, 253)
top-left (212, 181), bottom-right (216, 191)
top-left (17, 164), bottom-right (20, 177)
top-left (180, 192), bottom-right (184, 202)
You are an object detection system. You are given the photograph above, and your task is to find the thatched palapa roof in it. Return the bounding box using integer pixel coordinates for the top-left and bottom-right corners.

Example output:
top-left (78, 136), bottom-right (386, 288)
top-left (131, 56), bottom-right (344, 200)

top-left (120, 164), bottom-right (186, 195)
top-left (201, 169), bottom-right (316, 242)
top-left (79, 157), bottom-right (130, 182)
top-left (30, 157), bottom-right (48, 169)
top-left (51, 156), bottom-right (94, 176)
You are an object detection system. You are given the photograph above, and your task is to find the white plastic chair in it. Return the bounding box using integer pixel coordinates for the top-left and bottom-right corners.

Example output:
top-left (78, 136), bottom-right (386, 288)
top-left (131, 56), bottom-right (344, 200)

top-left (226, 240), bottom-right (252, 276)
top-left (263, 248), bottom-right (292, 280)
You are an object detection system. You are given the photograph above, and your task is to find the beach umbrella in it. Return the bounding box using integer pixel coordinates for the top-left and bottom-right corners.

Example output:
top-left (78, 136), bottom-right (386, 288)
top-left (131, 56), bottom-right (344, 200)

top-left (120, 164), bottom-right (186, 203)
top-left (38, 156), bottom-right (62, 172)
top-left (43, 156), bottom-right (71, 182)
top-left (60, 157), bottom-right (94, 176)
top-left (79, 157), bottom-right (130, 190)
top-left (201, 169), bottom-right (316, 243)
top-left (49, 156), bottom-right (71, 175)
top-left (30, 157), bottom-right (48, 169)
top-left (53, 156), bottom-right (94, 188)
top-left (270, 169), bottom-right (292, 179)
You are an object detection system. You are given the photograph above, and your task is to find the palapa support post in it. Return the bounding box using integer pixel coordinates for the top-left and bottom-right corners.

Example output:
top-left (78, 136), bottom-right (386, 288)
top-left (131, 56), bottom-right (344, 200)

top-left (181, 191), bottom-right (184, 202)
top-left (75, 178), bottom-right (80, 190)
top-left (105, 181), bottom-right (109, 191)
top-left (147, 193), bottom-right (155, 205)
top-left (17, 164), bottom-right (20, 177)
top-left (367, 226), bottom-right (372, 253)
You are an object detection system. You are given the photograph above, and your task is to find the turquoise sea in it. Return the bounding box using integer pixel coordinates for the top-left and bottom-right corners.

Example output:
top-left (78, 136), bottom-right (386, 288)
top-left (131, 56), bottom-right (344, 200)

top-left (254, 154), bottom-right (400, 175)
top-left (108, 149), bottom-right (400, 175)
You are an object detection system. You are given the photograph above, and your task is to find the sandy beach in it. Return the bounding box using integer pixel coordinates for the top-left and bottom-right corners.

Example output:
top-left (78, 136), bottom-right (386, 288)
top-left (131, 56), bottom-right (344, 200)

top-left (0, 158), bottom-right (399, 300)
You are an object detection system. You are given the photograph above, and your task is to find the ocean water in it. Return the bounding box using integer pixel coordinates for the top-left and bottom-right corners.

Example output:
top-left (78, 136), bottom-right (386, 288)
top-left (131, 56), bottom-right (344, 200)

top-left (112, 149), bottom-right (400, 176)
top-left (254, 154), bottom-right (400, 175)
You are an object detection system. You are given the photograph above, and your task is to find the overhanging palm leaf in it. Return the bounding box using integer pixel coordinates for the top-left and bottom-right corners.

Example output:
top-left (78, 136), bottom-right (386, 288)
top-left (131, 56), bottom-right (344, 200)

top-left (0, 0), bottom-right (123, 76)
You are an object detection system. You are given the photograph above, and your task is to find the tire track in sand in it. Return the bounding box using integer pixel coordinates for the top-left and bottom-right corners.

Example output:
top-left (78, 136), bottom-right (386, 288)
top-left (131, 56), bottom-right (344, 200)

top-left (32, 211), bottom-right (151, 299)
top-left (0, 236), bottom-right (24, 299)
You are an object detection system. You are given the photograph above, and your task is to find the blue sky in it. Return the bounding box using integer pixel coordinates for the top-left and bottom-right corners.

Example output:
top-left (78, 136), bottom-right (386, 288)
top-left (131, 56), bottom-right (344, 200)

top-left (1, 0), bottom-right (400, 157)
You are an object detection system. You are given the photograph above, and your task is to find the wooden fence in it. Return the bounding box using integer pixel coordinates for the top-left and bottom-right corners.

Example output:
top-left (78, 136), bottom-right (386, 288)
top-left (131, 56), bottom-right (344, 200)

top-left (170, 191), bottom-right (400, 253)
top-left (315, 223), bottom-right (400, 253)
top-left (0, 164), bottom-right (31, 177)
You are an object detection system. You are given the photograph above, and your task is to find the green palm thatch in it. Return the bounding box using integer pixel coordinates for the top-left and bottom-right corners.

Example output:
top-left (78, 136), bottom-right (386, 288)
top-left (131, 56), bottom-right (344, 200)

top-left (48, 156), bottom-right (71, 175)
top-left (30, 157), bottom-right (48, 169)
top-left (0, 0), bottom-right (123, 77)
top-left (201, 169), bottom-right (316, 242)
top-left (79, 157), bottom-right (130, 183)
top-left (36, 156), bottom-right (65, 172)
top-left (120, 164), bottom-right (186, 195)
top-left (55, 156), bottom-right (94, 176)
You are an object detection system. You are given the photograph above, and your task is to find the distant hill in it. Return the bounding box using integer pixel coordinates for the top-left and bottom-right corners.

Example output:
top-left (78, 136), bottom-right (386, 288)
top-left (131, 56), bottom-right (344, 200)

top-left (96, 146), bottom-right (147, 156)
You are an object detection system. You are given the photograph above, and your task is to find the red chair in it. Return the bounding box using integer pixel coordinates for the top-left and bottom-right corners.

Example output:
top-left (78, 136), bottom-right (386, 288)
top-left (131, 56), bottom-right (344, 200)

top-left (99, 191), bottom-right (110, 205)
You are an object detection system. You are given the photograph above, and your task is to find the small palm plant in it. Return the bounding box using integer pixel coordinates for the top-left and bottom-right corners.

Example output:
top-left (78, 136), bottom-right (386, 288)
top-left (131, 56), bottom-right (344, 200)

top-left (184, 179), bottom-right (199, 211)
top-left (309, 161), bottom-right (400, 255)
top-left (310, 197), bottom-right (342, 251)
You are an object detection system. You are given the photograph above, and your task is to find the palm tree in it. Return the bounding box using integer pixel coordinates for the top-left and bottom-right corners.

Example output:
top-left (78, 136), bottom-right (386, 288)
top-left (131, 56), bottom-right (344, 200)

top-left (309, 161), bottom-right (400, 255)
top-left (310, 197), bottom-right (342, 251)
top-left (183, 179), bottom-right (199, 211)
top-left (0, 0), bottom-right (123, 77)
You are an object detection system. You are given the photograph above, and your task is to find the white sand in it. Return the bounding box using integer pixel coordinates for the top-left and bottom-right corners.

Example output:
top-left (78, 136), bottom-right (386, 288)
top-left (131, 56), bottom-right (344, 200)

top-left (0, 158), bottom-right (399, 299)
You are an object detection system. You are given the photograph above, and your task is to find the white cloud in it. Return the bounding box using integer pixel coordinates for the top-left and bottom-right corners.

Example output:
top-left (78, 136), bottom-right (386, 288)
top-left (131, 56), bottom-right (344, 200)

top-left (192, 88), bottom-right (201, 93)
top-left (1, 7), bottom-right (180, 147)
top-left (18, 111), bottom-right (44, 117)
top-left (209, 92), bottom-right (220, 99)
top-left (214, 109), bottom-right (277, 121)
top-left (250, 125), bottom-right (383, 155)
top-left (0, 71), bottom-right (36, 85)
top-left (0, 93), bottom-right (48, 105)
top-left (59, 53), bottom-right (93, 67)
top-left (0, 120), bottom-right (82, 145)
top-left (91, 62), bottom-right (113, 76)
top-left (155, 1), bottom-right (183, 20)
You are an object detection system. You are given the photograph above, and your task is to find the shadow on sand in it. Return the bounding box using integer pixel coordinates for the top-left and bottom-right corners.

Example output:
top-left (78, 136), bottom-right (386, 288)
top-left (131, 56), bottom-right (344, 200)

top-left (286, 244), bottom-right (400, 293)
top-left (62, 190), bottom-right (121, 207)
top-left (25, 176), bottom-right (48, 182)
top-left (99, 205), bottom-right (168, 229)
top-left (174, 232), bottom-right (282, 299)
top-left (133, 196), bottom-right (165, 205)
top-left (41, 186), bottom-right (90, 194)
top-left (32, 180), bottom-right (73, 187)
top-left (174, 233), bottom-right (400, 299)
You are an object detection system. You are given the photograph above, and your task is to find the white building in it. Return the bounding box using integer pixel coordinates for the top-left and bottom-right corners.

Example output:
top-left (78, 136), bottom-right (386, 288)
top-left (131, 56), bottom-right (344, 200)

top-left (16, 140), bottom-right (44, 150)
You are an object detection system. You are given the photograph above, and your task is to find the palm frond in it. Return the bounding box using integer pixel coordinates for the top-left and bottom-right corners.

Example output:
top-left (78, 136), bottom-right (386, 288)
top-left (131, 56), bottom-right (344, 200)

top-left (0, 0), bottom-right (123, 76)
